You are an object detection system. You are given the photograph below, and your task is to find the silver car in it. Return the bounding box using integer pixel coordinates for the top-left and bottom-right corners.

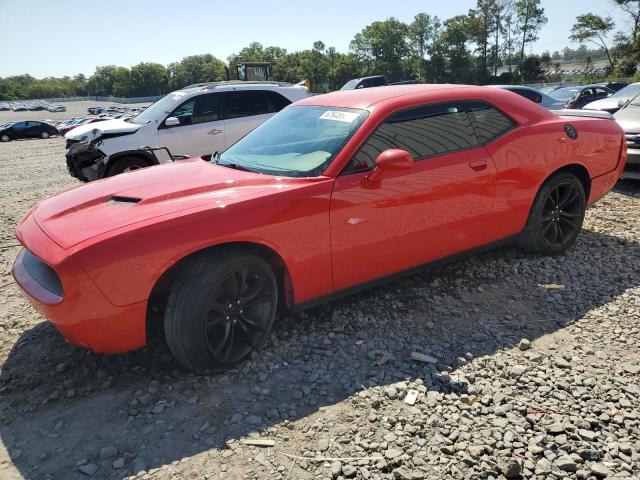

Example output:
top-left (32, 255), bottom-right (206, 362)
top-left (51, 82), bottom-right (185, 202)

top-left (583, 82), bottom-right (640, 114)
top-left (489, 85), bottom-right (566, 110)
top-left (614, 93), bottom-right (640, 180)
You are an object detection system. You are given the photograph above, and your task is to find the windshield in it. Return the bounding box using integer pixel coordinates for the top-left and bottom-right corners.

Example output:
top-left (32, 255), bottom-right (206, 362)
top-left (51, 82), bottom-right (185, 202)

top-left (550, 88), bottom-right (580, 100)
top-left (217, 105), bottom-right (368, 177)
top-left (630, 92), bottom-right (640, 106)
top-left (131, 92), bottom-right (184, 125)
top-left (613, 83), bottom-right (640, 98)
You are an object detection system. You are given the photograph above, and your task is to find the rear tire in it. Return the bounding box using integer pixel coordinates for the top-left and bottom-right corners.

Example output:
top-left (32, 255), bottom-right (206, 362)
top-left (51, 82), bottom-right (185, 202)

top-left (41, 131), bottom-right (50, 139)
top-left (164, 251), bottom-right (278, 372)
top-left (518, 172), bottom-right (586, 255)
top-left (105, 157), bottom-right (150, 177)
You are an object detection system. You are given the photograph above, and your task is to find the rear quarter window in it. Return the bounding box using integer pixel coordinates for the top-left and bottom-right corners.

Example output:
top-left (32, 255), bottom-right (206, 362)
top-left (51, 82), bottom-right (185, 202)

top-left (465, 102), bottom-right (516, 144)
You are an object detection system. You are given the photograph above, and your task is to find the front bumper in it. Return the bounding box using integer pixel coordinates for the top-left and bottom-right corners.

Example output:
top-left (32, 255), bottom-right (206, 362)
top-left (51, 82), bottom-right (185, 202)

top-left (622, 147), bottom-right (640, 180)
top-left (12, 214), bottom-right (147, 353)
top-left (65, 141), bottom-right (107, 182)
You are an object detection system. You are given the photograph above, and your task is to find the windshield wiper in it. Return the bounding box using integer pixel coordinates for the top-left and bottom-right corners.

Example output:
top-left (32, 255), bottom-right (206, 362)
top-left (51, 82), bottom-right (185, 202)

top-left (218, 162), bottom-right (261, 174)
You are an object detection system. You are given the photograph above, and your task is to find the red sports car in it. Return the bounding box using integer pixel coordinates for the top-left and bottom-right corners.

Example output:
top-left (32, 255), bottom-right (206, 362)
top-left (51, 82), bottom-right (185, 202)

top-left (12, 85), bottom-right (626, 372)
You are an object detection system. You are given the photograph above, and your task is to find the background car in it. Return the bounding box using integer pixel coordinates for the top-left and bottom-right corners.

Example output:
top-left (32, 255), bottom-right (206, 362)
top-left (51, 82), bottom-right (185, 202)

top-left (583, 82), bottom-right (640, 113)
top-left (613, 92), bottom-right (640, 180)
top-left (489, 85), bottom-right (566, 109)
top-left (594, 81), bottom-right (629, 93)
top-left (65, 81), bottom-right (309, 181)
top-left (47, 105), bottom-right (66, 112)
top-left (549, 84), bottom-right (614, 109)
top-left (57, 117), bottom-right (107, 135)
top-left (0, 121), bottom-right (58, 141)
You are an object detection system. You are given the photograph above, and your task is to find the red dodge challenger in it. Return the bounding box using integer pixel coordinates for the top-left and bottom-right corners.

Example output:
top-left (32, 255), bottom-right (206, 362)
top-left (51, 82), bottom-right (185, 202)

top-left (13, 85), bottom-right (626, 372)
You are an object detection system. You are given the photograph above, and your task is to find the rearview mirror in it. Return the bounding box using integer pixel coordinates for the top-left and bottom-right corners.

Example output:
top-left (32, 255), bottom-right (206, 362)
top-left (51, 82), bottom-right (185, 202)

top-left (164, 116), bottom-right (180, 127)
top-left (367, 149), bottom-right (413, 182)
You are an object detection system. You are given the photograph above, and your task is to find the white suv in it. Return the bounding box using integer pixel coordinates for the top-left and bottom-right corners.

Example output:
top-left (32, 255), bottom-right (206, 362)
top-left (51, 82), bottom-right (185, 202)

top-left (65, 82), bottom-right (309, 181)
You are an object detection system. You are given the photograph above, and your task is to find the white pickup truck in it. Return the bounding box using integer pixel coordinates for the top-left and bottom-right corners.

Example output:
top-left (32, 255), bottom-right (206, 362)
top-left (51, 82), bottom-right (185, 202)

top-left (65, 81), bottom-right (309, 181)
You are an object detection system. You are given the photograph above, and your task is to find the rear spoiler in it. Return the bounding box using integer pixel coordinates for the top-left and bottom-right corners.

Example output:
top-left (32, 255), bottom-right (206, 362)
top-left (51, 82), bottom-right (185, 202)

top-left (552, 109), bottom-right (614, 120)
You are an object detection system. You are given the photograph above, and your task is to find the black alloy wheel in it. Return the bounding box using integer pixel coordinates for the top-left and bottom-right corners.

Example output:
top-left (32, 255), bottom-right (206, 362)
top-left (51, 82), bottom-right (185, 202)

top-left (164, 251), bottom-right (278, 372)
top-left (204, 265), bottom-right (275, 364)
top-left (540, 181), bottom-right (583, 248)
top-left (518, 172), bottom-right (586, 255)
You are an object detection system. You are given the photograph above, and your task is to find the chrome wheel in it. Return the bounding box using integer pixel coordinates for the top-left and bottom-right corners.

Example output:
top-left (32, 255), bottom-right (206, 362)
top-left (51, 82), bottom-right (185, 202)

top-left (1, 135), bottom-right (10, 142)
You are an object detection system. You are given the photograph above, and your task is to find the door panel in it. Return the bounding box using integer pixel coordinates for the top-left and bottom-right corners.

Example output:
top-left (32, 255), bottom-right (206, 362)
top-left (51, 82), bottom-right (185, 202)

top-left (158, 119), bottom-right (226, 157)
top-left (224, 113), bottom-right (273, 147)
top-left (330, 147), bottom-right (498, 291)
top-left (157, 93), bottom-right (225, 157)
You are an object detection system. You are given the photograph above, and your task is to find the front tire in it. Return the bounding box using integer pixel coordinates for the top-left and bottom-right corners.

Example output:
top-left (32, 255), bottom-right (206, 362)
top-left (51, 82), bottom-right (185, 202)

top-left (518, 172), bottom-right (586, 255)
top-left (164, 251), bottom-right (278, 372)
top-left (105, 157), bottom-right (150, 177)
top-left (1, 134), bottom-right (10, 142)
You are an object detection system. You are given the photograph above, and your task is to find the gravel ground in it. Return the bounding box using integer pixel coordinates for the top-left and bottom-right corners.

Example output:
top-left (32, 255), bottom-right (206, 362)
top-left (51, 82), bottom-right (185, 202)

top-left (0, 136), bottom-right (638, 480)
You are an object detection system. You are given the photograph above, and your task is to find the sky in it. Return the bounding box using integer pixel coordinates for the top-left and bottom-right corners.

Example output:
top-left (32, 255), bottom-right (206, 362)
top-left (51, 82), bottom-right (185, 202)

top-left (0, 0), bottom-right (633, 78)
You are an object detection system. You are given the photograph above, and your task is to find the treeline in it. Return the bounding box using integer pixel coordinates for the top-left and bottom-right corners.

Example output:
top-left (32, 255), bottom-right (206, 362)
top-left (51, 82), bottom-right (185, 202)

top-left (1, 0), bottom-right (639, 100)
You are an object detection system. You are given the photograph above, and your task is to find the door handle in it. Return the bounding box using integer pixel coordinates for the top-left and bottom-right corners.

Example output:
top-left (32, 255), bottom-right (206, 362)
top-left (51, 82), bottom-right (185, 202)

top-left (208, 129), bottom-right (223, 136)
top-left (469, 159), bottom-right (487, 171)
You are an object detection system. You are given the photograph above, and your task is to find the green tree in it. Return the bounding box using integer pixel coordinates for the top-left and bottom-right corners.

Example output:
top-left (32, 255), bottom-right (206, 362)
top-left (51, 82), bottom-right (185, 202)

top-left (515, 0), bottom-right (547, 66)
top-left (520, 54), bottom-right (543, 81)
top-left (350, 18), bottom-right (410, 80)
top-left (129, 63), bottom-right (168, 96)
top-left (167, 54), bottom-right (226, 90)
top-left (613, 0), bottom-right (640, 44)
top-left (408, 13), bottom-right (441, 81)
top-left (433, 14), bottom-right (478, 83)
top-left (570, 14), bottom-right (615, 70)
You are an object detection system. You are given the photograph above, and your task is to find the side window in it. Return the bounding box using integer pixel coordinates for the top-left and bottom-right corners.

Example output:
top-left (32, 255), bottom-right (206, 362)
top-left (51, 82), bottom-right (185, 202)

top-left (168, 94), bottom-right (219, 127)
top-left (222, 91), bottom-right (269, 119)
top-left (595, 88), bottom-right (609, 97)
top-left (580, 88), bottom-right (594, 99)
top-left (346, 103), bottom-right (478, 172)
top-left (466, 102), bottom-right (515, 144)
top-left (265, 91), bottom-right (292, 112)
top-left (514, 88), bottom-right (542, 103)
top-left (170, 98), bottom-right (196, 126)
top-left (13, 122), bottom-right (27, 130)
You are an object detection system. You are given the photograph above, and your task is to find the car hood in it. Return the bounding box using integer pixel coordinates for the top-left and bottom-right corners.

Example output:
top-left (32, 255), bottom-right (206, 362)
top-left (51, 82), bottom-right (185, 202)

top-left (583, 97), bottom-right (624, 111)
top-left (32, 158), bottom-right (317, 250)
top-left (65, 118), bottom-right (141, 141)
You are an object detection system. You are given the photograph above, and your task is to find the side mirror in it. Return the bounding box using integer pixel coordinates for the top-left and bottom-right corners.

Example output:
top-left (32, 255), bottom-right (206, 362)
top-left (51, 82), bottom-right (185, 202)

top-left (367, 149), bottom-right (413, 182)
top-left (618, 98), bottom-right (629, 108)
top-left (164, 116), bottom-right (180, 127)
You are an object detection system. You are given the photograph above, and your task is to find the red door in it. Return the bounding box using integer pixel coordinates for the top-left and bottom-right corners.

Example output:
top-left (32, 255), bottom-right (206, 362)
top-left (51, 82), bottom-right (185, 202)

top-left (329, 146), bottom-right (499, 292)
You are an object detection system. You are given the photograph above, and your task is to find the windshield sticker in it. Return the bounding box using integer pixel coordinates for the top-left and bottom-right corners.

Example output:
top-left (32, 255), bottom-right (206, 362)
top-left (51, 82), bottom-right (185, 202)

top-left (320, 110), bottom-right (359, 123)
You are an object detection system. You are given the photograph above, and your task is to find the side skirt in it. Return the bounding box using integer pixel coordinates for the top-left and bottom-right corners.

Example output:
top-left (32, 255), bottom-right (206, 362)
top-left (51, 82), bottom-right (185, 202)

top-left (290, 234), bottom-right (519, 313)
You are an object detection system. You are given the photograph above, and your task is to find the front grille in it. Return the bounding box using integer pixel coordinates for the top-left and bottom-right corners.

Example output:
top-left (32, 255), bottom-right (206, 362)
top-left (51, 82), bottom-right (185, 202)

top-left (22, 249), bottom-right (63, 297)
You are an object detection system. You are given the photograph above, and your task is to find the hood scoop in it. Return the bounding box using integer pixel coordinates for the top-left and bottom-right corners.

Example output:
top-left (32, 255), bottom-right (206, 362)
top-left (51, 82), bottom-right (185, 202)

top-left (109, 196), bottom-right (141, 204)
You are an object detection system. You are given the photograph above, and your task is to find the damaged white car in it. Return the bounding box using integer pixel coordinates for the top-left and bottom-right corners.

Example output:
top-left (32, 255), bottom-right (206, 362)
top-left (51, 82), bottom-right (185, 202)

top-left (65, 81), bottom-right (309, 181)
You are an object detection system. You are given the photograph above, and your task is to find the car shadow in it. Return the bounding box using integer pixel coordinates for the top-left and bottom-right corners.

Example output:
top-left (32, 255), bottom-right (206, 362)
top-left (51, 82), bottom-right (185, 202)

top-left (1, 229), bottom-right (638, 479)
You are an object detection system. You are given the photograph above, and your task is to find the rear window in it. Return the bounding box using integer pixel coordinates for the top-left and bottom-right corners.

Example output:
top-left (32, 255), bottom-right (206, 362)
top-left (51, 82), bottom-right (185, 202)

top-left (222, 91), bottom-right (270, 119)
